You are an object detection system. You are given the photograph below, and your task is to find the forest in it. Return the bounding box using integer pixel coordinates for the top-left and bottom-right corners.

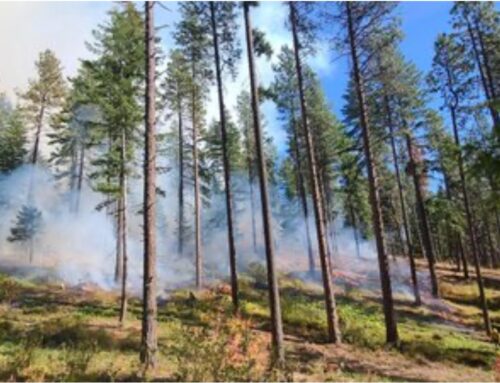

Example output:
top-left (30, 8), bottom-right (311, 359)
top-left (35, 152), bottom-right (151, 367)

top-left (0, 1), bottom-right (499, 381)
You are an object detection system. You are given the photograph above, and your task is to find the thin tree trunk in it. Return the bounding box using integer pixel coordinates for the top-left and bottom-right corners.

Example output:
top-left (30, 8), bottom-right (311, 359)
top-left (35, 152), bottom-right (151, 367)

top-left (385, 94), bottom-right (420, 305)
top-left (210, 1), bottom-right (239, 310)
top-left (115, 197), bottom-right (123, 283)
top-left (75, 143), bottom-right (85, 214)
top-left (346, 1), bottom-right (398, 344)
top-left (191, 65), bottom-right (202, 290)
top-left (32, 101), bottom-right (46, 165)
top-left (243, 116), bottom-right (258, 253)
top-left (178, 99), bottom-right (185, 256)
top-left (244, 3), bottom-right (284, 365)
top-left (442, 165), bottom-right (469, 278)
top-left (349, 202), bottom-right (361, 259)
top-left (291, 109), bottom-right (315, 274)
top-left (291, 1), bottom-right (341, 343)
top-left (449, 102), bottom-right (492, 335)
top-left (404, 131), bottom-right (439, 298)
top-left (119, 131), bottom-right (128, 324)
top-left (28, 99), bottom-right (46, 203)
top-left (140, 2), bottom-right (158, 368)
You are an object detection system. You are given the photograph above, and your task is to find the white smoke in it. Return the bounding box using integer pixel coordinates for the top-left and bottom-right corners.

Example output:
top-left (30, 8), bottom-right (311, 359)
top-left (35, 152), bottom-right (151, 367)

top-left (0, 162), bottom-right (430, 302)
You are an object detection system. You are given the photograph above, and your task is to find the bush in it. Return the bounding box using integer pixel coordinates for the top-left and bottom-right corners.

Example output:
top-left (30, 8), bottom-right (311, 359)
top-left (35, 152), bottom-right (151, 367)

top-left (164, 312), bottom-right (260, 381)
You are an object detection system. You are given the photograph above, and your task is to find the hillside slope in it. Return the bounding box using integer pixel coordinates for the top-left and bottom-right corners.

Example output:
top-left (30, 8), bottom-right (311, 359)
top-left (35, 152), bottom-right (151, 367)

top-left (0, 261), bottom-right (498, 381)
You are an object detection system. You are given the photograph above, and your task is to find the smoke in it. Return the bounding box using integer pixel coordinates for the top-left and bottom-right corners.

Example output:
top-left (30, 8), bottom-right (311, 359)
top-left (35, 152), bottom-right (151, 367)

top-left (0, 162), bottom-right (430, 303)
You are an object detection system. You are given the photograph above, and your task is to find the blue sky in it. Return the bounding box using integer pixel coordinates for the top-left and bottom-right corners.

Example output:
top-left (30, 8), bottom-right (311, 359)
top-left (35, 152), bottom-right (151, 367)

top-left (0, 1), bottom-right (495, 156)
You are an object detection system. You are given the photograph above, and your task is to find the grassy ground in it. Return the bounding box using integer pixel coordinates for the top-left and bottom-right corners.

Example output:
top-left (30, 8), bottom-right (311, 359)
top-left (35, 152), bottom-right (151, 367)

top-left (0, 261), bottom-right (498, 381)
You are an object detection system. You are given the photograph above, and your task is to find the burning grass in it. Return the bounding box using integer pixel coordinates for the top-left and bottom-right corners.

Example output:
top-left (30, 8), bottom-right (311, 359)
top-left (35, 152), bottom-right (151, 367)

top-left (0, 267), bottom-right (497, 381)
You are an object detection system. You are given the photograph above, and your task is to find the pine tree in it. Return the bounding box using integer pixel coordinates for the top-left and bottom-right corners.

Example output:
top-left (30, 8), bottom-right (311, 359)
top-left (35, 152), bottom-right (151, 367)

top-left (83, 3), bottom-right (145, 323)
top-left (162, 50), bottom-right (191, 256)
top-left (8, 205), bottom-right (42, 263)
top-left (328, 1), bottom-right (400, 344)
top-left (429, 33), bottom-right (492, 335)
top-left (209, 1), bottom-right (242, 310)
top-left (289, 1), bottom-right (341, 343)
top-left (174, 2), bottom-right (213, 288)
top-left (243, 1), bottom-right (284, 366)
top-left (0, 106), bottom-right (27, 174)
top-left (20, 50), bottom-right (66, 166)
top-left (141, 0), bottom-right (158, 369)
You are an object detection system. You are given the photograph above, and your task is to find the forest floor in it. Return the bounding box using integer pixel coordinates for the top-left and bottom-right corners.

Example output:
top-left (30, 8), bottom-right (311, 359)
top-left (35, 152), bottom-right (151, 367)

top-left (0, 259), bottom-right (498, 381)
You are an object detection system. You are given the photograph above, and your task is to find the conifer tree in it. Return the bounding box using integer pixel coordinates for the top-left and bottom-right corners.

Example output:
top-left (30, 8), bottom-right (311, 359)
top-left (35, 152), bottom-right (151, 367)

top-left (328, 1), bottom-right (400, 344)
top-left (209, 1), bottom-right (242, 310)
top-left (289, 1), bottom-right (341, 343)
top-left (174, 2), bottom-right (213, 288)
top-left (141, 0), bottom-right (158, 368)
top-left (243, 1), bottom-right (284, 365)
top-left (429, 33), bottom-right (492, 335)
top-left (83, 3), bottom-right (145, 322)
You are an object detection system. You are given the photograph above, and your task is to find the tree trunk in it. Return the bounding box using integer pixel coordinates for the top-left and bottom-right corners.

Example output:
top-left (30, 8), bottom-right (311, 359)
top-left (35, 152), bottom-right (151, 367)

top-left (243, 115), bottom-right (258, 253)
top-left (178, 97), bottom-right (185, 256)
top-left (192, 66), bottom-right (202, 290)
top-left (119, 131), bottom-right (128, 324)
top-left (404, 131), bottom-right (439, 298)
top-left (449, 104), bottom-right (492, 335)
top-left (75, 143), bottom-right (85, 214)
top-left (349, 202), bottom-right (361, 259)
top-left (291, 1), bottom-right (341, 343)
top-left (384, 94), bottom-right (420, 305)
top-left (32, 100), bottom-right (46, 165)
top-left (140, 2), bottom-right (158, 368)
top-left (115, 197), bottom-right (123, 283)
top-left (291, 109), bottom-right (315, 274)
top-left (244, 3), bottom-right (285, 365)
top-left (210, 1), bottom-right (239, 310)
top-left (346, 1), bottom-right (398, 344)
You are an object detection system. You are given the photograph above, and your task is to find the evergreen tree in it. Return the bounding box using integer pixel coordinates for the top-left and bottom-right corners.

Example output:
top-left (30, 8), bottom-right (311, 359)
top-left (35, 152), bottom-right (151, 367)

top-left (20, 49), bottom-right (66, 166)
top-left (174, 2), bottom-right (213, 288)
top-left (328, 1), bottom-right (400, 345)
top-left (209, 1), bottom-right (242, 309)
top-left (161, 50), bottom-right (191, 256)
top-left (243, 1), bottom-right (284, 366)
top-left (83, 3), bottom-right (145, 322)
top-left (8, 205), bottom-right (42, 263)
top-left (429, 33), bottom-right (492, 335)
top-left (0, 106), bottom-right (27, 174)
top-left (289, 1), bottom-right (341, 343)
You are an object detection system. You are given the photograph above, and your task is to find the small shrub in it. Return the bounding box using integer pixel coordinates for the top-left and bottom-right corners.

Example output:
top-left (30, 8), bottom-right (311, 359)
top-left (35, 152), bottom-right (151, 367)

top-left (165, 312), bottom-right (259, 381)
top-left (0, 336), bottom-right (41, 380)
top-left (0, 276), bottom-right (23, 304)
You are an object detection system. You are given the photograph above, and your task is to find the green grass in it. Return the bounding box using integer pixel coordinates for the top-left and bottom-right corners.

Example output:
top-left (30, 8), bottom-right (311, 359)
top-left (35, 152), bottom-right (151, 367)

top-left (0, 269), bottom-right (497, 381)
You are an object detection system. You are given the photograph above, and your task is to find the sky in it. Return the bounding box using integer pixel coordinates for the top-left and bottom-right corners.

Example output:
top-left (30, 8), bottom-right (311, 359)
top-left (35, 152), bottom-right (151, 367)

top-left (0, 1), bottom-right (489, 156)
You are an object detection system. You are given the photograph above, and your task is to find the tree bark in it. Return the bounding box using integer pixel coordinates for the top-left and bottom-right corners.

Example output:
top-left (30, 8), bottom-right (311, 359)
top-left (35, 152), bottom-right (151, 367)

top-left (120, 131), bottom-right (128, 323)
top-left (242, 108), bottom-right (258, 253)
top-left (291, 109), bottom-right (315, 274)
top-left (115, 197), bottom-right (123, 283)
top-left (244, 3), bottom-right (285, 365)
top-left (140, 1), bottom-right (158, 368)
top-left (191, 63), bottom-right (202, 289)
top-left (178, 95), bottom-right (185, 256)
top-left (210, 1), bottom-right (239, 310)
top-left (346, 1), bottom-right (398, 344)
top-left (404, 131), bottom-right (439, 298)
top-left (75, 143), bottom-right (85, 214)
top-left (290, 1), bottom-right (341, 343)
top-left (119, 130), bottom-right (128, 324)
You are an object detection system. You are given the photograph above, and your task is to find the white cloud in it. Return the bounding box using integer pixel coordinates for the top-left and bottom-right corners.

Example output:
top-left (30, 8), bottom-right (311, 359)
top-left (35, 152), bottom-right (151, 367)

top-left (0, 2), bottom-right (111, 100)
